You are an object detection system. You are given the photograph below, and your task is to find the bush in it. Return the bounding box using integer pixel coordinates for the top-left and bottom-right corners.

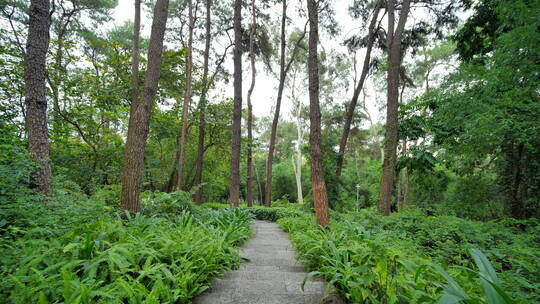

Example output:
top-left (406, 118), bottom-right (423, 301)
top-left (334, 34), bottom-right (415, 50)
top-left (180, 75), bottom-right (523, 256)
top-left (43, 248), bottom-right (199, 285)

top-left (90, 184), bottom-right (121, 206)
top-left (245, 206), bottom-right (304, 221)
top-left (1, 202), bottom-right (252, 303)
top-left (200, 202), bottom-right (230, 210)
top-left (277, 209), bottom-right (539, 303)
top-left (141, 191), bottom-right (195, 217)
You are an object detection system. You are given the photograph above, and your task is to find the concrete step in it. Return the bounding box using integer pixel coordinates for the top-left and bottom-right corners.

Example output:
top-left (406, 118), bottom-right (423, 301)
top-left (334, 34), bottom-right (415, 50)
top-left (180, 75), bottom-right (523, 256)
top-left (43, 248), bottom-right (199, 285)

top-left (194, 291), bottom-right (324, 304)
top-left (222, 270), bottom-right (312, 281)
top-left (239, 243), bottom-right (294, 251)
top-left (240, 249), bottom-right (297, 260)
top-left (239, 264), bottom-right (307, 273)
top-left (193, 220), bottom-right (337, 304)
top-left (209, 278), bottom-right (325, 295)
top-left (242, 256), bottom-right (300, 266)
top-left (247, 239), bottom-right (293, 247)
top-left (252, 232), bottom-right (290, 239)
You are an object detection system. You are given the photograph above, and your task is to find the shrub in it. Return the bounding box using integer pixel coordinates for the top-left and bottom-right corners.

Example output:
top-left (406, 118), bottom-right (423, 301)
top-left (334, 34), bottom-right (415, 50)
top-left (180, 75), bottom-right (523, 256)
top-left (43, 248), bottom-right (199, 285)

top-left (200, 202), bottom-right (230, 210)
top-left (141, 191), bottom-right (195, 217)
top-left (90, 184), bottom-right (121, 206)
top-left (245, 206), bottom-right (304, 221)
top-left (277, 210), bottom-right (538, 303)
top-left (1, 205), bottom-right (252, 303)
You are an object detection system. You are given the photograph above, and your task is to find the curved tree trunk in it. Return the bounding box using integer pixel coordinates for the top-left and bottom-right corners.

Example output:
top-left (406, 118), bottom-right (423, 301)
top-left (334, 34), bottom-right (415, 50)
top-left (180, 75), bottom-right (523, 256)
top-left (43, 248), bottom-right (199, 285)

top-left (264, 2), bottom-right (307, 206)
top-left (24, 0), bottom-right (52, 195)
top-left (193, 0), bottom-right (212, 205)
top-left (264, 0), bottom-right (287, 207)
top-left (336, 0), bottom-right (383, 177)
top-left (229, 0), bottom-right (242, 207)
top-left (307, 0), bottom-right (329, 227)
top-left (378, 0), bottom-right (411, 216)
top-left (246, 0), bottom-right (257, 207)
top-left (176, 0), bottom-right (194, 190)
top-left (121, 0), bottom-right (169, 213)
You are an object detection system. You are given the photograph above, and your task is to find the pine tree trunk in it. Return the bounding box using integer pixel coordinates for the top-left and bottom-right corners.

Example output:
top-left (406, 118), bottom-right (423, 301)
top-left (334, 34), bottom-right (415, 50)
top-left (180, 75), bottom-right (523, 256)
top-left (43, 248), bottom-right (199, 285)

top-left (307, 0), bottom-right (329, 227)
top-left (176, 0), bottom-right (194, 190)
top-left (130, 0), bottom-right (141, 117)
top-left (121, 0), bottom-right (169, 214)
top-left (336, 0), bottom-right (383, 177)
top-left (264, 1), bottom-right (307, 206)
top-left (229, 0), bottom-right (242, 207)
top-left (24, 0), bottom-right (52, 195)
top-left (246, 0), bottom-right (256, 207)
top-left (378, 0), bottom-right (410, 216)
top-left (193, 0), bottom-right (212, 205)
top-left (264, 0), bottom-right (288, 207)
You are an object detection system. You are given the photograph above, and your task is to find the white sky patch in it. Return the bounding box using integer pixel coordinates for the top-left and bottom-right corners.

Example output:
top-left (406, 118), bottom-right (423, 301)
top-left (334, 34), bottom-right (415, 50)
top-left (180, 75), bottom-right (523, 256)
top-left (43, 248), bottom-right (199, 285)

top-left (111, 0), bottom-right (468, 126)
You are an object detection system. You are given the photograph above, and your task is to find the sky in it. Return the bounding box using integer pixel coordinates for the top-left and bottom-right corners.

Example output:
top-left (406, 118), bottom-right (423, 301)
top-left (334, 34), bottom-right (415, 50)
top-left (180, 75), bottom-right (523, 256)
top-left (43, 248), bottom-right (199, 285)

top-left (110, 0), bottom-right (466, 125)
top-left (111, 0), bottom-right (384, 124)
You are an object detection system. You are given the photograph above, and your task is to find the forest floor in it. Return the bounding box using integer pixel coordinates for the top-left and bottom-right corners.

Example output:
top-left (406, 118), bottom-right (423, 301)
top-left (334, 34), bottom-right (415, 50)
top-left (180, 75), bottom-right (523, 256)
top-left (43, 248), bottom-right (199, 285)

top-left (194, 220), bottom-right (327, 304)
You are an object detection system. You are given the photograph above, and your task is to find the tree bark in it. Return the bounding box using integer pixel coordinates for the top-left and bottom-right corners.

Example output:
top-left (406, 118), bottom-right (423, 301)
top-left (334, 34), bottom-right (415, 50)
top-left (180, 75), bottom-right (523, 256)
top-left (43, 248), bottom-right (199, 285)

top-left (193, 0), bottom-right (212, 205)
top-left (378, 0), bottom-right (411, 216)
top-left (246, 0), bottom-right (257, 207)
top-left (130, 0), bottom-right (141, 116)
top-left (264, 1), bottom-right (308, 206)
top-left (121, 0), bottom-right (169, 213)
top-left (264, 0), bottom-right (288, 207)
top-left (229, 0), bottom-right (242, 207)
top-left (307, 0), bottom-right (329, 227)
top-left (176, 0), bottom-right (194, 190)
top-left (336, 0), bottom-right (383, 177)
top-left (24, 0), bottom-right (52, 194)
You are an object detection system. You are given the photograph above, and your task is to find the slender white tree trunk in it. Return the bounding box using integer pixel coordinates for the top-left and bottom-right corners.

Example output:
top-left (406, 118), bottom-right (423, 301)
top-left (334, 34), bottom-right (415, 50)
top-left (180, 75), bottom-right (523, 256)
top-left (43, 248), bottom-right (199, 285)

top-left (292, 131), bottom-right (303, 204)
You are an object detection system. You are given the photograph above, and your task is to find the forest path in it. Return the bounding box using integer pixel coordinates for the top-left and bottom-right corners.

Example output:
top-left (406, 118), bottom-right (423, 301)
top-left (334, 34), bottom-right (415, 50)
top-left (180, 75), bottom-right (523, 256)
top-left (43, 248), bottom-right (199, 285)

top-left (194, 220), bottom-right (327, 304)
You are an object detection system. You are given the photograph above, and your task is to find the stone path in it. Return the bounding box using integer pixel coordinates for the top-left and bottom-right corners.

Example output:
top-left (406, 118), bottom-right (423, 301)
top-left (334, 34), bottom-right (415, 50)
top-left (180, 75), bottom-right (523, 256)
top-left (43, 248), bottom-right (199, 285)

top-left (194, 220), bottom-right (326, 304)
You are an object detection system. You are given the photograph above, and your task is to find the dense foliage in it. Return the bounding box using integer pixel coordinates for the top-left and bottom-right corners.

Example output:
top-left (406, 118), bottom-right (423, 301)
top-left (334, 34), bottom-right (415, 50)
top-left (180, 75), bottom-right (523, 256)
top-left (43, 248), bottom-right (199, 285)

top-left (277, 207), bottom-right (539, 303)
top-left (1, 0), bottom-right (539, 302)
top-left (0, 188), bottom-right (252, 303)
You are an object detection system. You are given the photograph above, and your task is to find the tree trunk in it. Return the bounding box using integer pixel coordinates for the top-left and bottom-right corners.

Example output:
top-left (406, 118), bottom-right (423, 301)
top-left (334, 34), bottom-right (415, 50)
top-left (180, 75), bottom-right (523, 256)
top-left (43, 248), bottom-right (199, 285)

top-left (130, 0), bottom-right (141, 116)
top-left (176, 0), bottom-right (194, 190)
top-left (264, 1), bottom-right (308, 206)
top-left (246, 0), bottom-right (256, 207)
top-left (292, 152), bottom-right (303, 204)
top-left (121, 0), bottom-right (169, 213)
top-left (405, 167), bottom-right (411, 207)
top-left (336, 0), bottom-right (383, 177)
top-left (24, 0), bottom-right (52, 195)
top-left (396, 165), bottom-right (402, 211)
top-left (164, 141), bottom-right (180, 192)
top-left (264, 0), bottom-right (288, 207)
top-left (397, 139), bottom-right (407, 211)
top-left (378, 0), bottom-right (410, 216)
top-left (255, 163), bottom-right (263, 205)
top-left (292, 97), bottom-right (304, 205)
top-left (229, 0), bottom-right (242, 207)
top-left (193, 0), bottom-right (212, 205)
top-left (307, 0), bottom-right (329, 227)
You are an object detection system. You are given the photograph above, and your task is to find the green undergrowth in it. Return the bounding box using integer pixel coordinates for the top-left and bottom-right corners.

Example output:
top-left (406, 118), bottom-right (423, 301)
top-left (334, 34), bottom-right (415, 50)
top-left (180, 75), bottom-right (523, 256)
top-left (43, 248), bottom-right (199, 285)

top-left (199, 202), bottom-right (304, 221)
top-left (276, 208), bottom-right (539, 303)
top-left (0, 191), bottom-right (252, 303)
top-left (244, 205), bottom-right (304, 221)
